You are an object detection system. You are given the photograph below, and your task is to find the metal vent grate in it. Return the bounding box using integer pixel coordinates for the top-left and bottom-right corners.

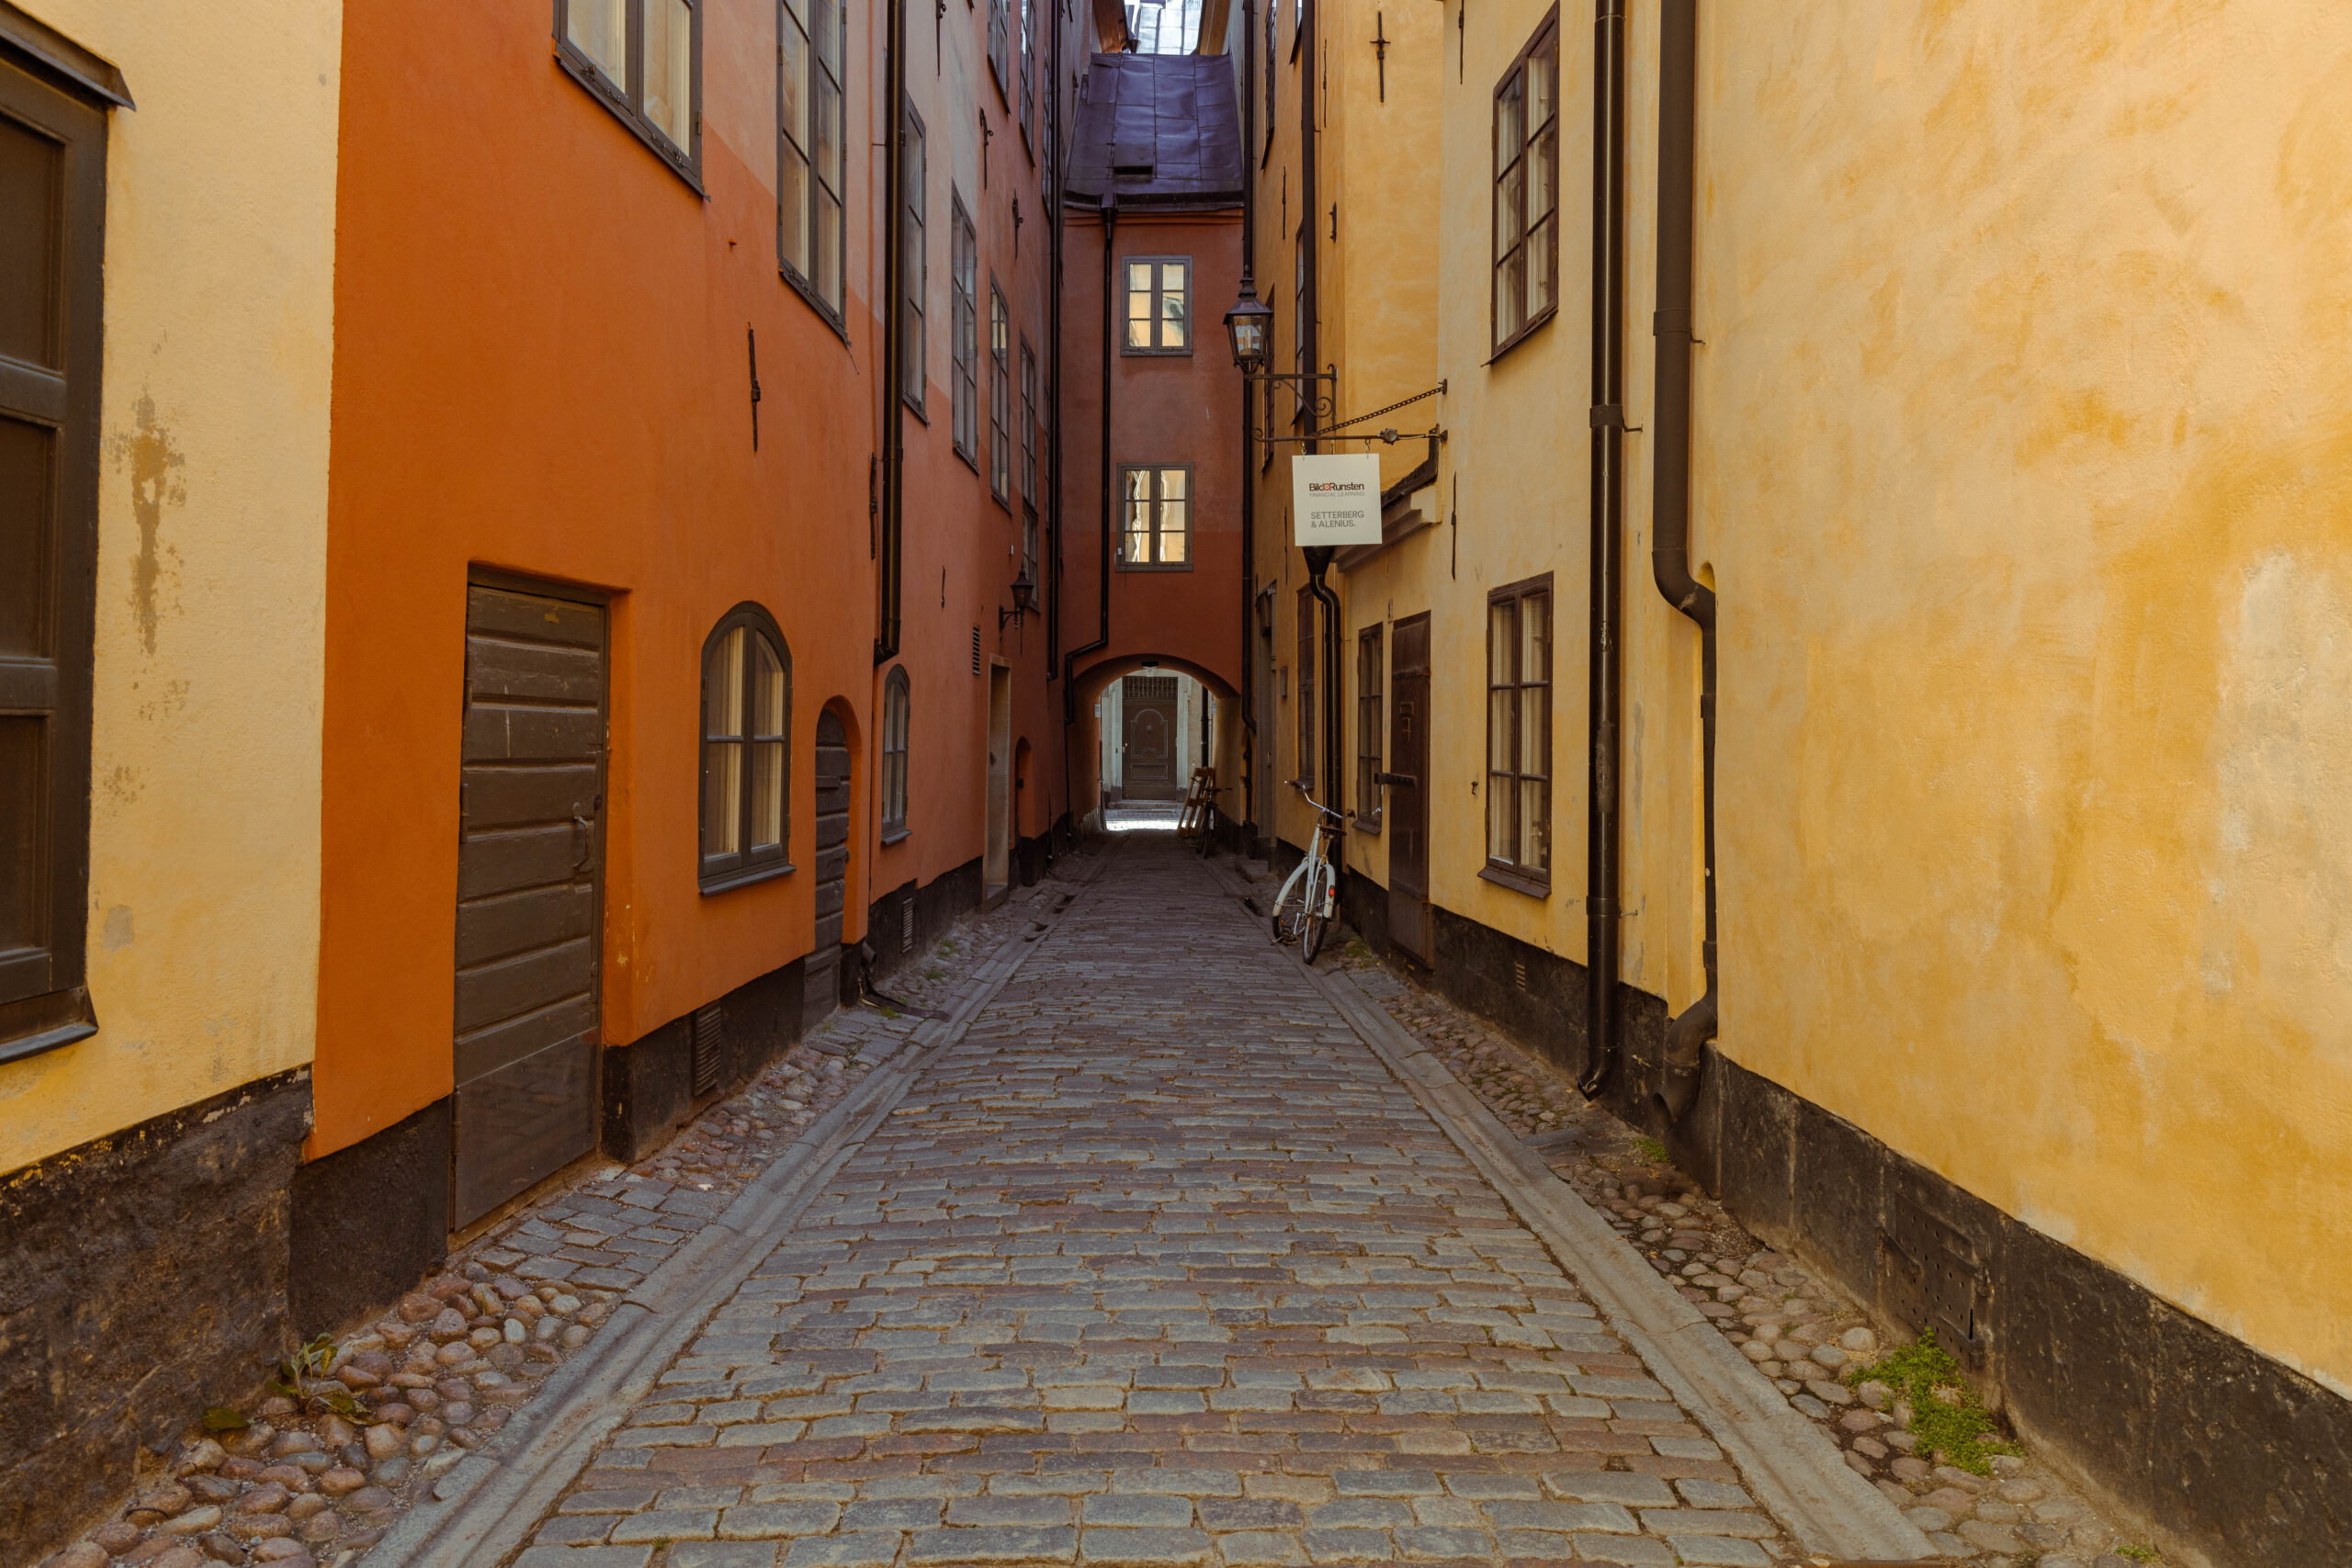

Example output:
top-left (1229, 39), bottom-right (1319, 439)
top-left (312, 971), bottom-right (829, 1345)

top-left (901, 899), bottom-right (916, 953)
top-left (971, 626), bottom-right (982, 674)
top-left (691, 1002), bottom-right (723, 1096)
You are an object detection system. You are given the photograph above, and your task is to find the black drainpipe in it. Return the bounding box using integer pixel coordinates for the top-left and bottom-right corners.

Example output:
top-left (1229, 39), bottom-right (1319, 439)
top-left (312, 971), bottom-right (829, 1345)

top-left (1237, 0), bottom-right (1259, 843)
top-left (1578, 0), bottom-right (1628, 1098)
top-left (1652, 0), bottom-right (1717, 1123)
top-left (875, 0), bottom-right (909, 665)
top-left (1047, 5), bottom-right (1069, 838)
top-left (1301, 0), bottom-right (1343, 818)
top-left (1062, 194), bottom-right (1116, 723)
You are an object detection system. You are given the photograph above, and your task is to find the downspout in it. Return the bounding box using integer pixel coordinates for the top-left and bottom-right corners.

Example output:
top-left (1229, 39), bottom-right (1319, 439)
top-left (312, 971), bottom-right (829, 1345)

top-left (1061, 195), bottom-right (1116, 720)
top-left (1651, 0), bottom-right (1717, 1123)
top-left (875, 0), bottom-right (909, 665)
top-left (1238, 0), bottom-right (1259, 843)
top-left (1048, 0), bottom-right (1069, 836)
top-left (1300, 0), bottom-right (1343, 819)
top-left (1577, 0), bottom-right (1627, 1098)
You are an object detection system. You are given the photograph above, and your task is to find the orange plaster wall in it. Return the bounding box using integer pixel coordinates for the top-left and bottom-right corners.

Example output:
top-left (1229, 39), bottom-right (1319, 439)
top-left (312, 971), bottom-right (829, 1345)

top-left (315, 0), bottom-right (882, 1156)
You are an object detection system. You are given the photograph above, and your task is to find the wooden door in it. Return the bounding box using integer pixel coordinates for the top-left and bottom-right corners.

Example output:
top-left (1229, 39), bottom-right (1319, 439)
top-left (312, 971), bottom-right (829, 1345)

top-left (1122, 674), bottom-right (1181, 800)
top-left (1389, 615), bottom-right (1431, 962)
top-left (453, 581), bottom-right (605, 1225)
top-left (806, 708), bottom-right (851, 1024)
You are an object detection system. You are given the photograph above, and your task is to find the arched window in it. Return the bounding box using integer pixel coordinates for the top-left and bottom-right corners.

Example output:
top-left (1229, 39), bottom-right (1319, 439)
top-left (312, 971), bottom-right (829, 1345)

top-left (699, 605), bottom-right (791, 890)
top-left (881, 666), bottom-right (910, 838)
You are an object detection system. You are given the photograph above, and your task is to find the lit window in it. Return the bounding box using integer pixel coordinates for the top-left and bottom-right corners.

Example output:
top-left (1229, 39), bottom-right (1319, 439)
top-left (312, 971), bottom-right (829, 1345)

top-left (700, 607), bottom-right (792, 890)
top-left (1118, 466), bottom-right (1191, 569)
top-left (1123, 255), bottom-right (1191, 354)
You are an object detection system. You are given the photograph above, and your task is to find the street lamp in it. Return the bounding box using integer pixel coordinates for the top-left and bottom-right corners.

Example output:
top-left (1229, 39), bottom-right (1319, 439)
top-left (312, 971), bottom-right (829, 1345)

top-left (1223, 287), bottom-right (1273, 375)
top-left (999, 563), bottom-right (1038, 630)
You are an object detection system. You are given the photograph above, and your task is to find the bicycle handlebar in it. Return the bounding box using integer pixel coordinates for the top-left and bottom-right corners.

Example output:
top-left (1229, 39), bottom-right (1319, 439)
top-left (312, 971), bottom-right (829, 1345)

top-left (1289, 782), bottom-right (1344, 823)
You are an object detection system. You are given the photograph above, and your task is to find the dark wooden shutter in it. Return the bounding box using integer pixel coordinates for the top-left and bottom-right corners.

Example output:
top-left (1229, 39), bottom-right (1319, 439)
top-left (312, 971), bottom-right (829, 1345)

top-left (0, 51), bottom-right (106, 1061)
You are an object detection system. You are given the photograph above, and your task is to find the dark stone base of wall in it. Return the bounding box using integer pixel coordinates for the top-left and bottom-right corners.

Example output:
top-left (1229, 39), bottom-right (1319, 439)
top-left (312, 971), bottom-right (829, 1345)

top-left (289, 1097), bottom-right (450, 1338)
top-left (0, 1070), bottom-right (311, 1562)
top-left (1690, 1052), bottom-right (2352, 1568)
top-left (1317, 855), bottom-right (2352, 1568)
top-left (600, 956), bottom-right (808, 1165)
top-left (865, 854), bottom-right (986, 987)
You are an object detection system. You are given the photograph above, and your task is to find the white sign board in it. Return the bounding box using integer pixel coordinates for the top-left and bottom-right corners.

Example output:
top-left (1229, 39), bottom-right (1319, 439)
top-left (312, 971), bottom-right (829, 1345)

top-left (1291, 453), bottom-right (1383, 547)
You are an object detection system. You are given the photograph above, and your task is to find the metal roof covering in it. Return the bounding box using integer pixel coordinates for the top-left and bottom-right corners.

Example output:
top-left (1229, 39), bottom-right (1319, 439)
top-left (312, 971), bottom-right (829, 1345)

top-left (1063, 52), bottom-right (1245, 209)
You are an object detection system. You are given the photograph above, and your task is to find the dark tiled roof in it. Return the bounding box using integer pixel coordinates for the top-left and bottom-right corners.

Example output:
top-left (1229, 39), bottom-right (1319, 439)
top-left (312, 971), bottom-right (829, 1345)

top-left (1063, 52), bottom-right (1244, 208)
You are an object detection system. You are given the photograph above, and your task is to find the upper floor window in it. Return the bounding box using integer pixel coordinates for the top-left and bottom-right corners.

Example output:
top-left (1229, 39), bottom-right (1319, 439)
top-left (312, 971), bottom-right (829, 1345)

top-left (1485, 575), bottom-right (1552, 888)
top-left (700, 605), bottom-right (792, 892)
top-left (951, 196), bottom-right (978, 463)
top-left (1019, 336), bottom-right (1039, 502)
top-left (900, 103), bottom-right (927, 412)
top-left (989, 287), bottom-right (1012, 505)
top-left (779, 0), bottom-right (845, 321)
top-left (1124, 256), bottom-right (1191, 354)
top-left (1019, 0), bottom-right (1036, 146)
top-left (1118, 466), bottom-right (1191, 570)
top-left (1492, 12), bottom-right (1559, 355)
top-left (0, 51), bottom-right (107, 1061)
top-left (557, 0), bottom-right (702, 186)
top-left (880, 666), bottom-right (910, 838)
top-left (988, 0), bottom-right (1011, 100)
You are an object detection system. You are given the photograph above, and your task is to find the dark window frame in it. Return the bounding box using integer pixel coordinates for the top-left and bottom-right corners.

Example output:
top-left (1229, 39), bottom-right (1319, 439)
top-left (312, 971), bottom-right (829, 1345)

top-left (1121, 254), bottom-right (1193, 355)
top-left (1018, 0), bottom-right (1036, 152)
top-left (880, 664), bottom-right (911, 841)
top-left (1294, 586), bottom-right (1316, 788)
top-left (1490, 8), bottom-right (1560, 361)
top-left (950, 193), bottom-right (978, 465)
top-left (900, 100), bottom-right (928, 415)
top-left (553, 0), bottom-right (705, 192)
top-left (1482, 572), bottom-right (1553, 895)
top-left (988, 0), bottom-right (1012, 103)
top-left (777, 0), bottom-right (848, 334)
top-left (1116, 463), bottom-right (1193, 571)
top-left (0, 45), bottom-right (107, 1064)
top-left (697, 604), bottom-right (795, 894)
top-left (989, 281), bottom-right (1012, 506)
top-left (1019, 334), bottom-right (1039, 503)
top-left (1354, 623), bottom-right (1383, 833)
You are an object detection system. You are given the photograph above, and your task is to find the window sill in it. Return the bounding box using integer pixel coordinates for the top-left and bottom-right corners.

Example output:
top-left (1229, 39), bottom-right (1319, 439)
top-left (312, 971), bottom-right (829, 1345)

top-left (955, 443), bottom-right (979, 473)
top-left (1487, 302), bottom-right (1556, 367)
top-left (555, 45), bottom-right (704, 197)
top-left (1121, 345), bottom-right (1195, 358)
top-left (903, 389), bottom-right (929, 423)
top-left (1116, 559), bottom-right (1193, 572)
top-left (781, 265), bottom-right (851, 344)
top-left (0, 986), bottom-right (98, 1066)
top-left (880, 826), bottom-right (912, 846)
top-left (993, 489), bottom-right (1013, 513)
top-left (1352, 810), bottom-right (1382, 834)
top-left (1478, 861), bottom-right (1551, 898)
top-left (699, 860), bottom-right (796, 896)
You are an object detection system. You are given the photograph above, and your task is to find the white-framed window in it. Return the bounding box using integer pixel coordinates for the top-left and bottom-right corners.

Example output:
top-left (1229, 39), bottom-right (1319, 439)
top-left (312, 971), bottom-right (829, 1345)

top-left (1118, 465), bottom-right (1192, 570)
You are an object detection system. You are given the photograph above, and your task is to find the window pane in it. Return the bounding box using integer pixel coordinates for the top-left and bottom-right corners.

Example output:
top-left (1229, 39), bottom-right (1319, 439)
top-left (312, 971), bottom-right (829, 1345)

top-left (1521, 685), bottom-right (1547, 782)
top-left (817, 189), bottom-right (842, 305)
top-left (1529, 38), bottom-right (1555, 133)
top-left (1126, 264), bottom-right (1154, 348)
top-left (780, 12), bottom-right (808, 152)
top-left (1158, 467), bottom-right (1186, 502)
top-left (751, 740), bottom-right (785, 849)
top-left (752, 634), bottom-right (786, 736)
top-left (646, 0), bottom-right (695, 148)
top-left (1526, 214), bottom-right (1553, 321)
top-left (815, 0), bottom-right (842, 73)
top-left (1498, 243), bottom-right (1526, 342)
top-left (1122, 470), bottom-right (1150, 560)
top-left (704, 739), bottom-right (742, 855)
top-left (707, 626), bottom-right (745, 737)
top-left (1527, 120), bottom-right (1555, 223)
top-left (1487, 768), bottom-right (1511, 863)
top-left (1488, 684), bottom-right (1513, 773)
top-left (1497, 71), bottom-right (1523, 168)
top-left (1488, 600), bottom-right (1517, 687)
top-left (1523, 592), bottom-right (1551, 685)
top-left (780, 146), bottom-right (811, 276)
top-left (1523, 777), bottom-right (1549, 872)
top-left (0, 114), bottom-right (60, 370)
top-left (568, 0), bottom-right (628, 83)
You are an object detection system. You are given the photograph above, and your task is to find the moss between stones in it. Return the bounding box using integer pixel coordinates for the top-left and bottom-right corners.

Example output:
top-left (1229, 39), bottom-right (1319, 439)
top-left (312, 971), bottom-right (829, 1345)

top-left (1844, 1330), bottom-right (2018, 1475)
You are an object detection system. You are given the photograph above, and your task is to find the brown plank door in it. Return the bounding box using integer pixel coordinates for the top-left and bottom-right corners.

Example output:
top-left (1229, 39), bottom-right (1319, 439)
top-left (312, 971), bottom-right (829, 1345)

top-left (1388, 615), bottom-right (1432, 963)
top-left (1122, 674), bottom-right (1181, 800)
top-left (453, 581), bottom-right (607, 1226)
top-left (805, 707), bottom-right (851, 1027)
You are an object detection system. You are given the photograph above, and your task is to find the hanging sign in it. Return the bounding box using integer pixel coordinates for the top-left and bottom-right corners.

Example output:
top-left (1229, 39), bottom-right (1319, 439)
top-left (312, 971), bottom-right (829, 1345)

top-left (1291, 453), bottom-right (1384, 547)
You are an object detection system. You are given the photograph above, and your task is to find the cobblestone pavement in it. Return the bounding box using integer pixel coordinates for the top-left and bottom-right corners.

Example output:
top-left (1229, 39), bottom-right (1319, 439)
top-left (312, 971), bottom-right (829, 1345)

top-left (515, 834), bottom-right (1812, 1568)
top-left (35, 866), bottom-right (1091, 1568)
top-left (1318, 931), bottom-right (2165, 1568)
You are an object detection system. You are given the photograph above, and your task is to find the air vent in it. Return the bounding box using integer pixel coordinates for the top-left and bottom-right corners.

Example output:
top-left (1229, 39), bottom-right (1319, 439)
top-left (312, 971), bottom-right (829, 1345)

top-left (1113, 163), bottom-right (1155, 180)
top-left (1513, 956), bottom-right (1530, 992)
top-left (971, 626), bottom-right (982, 674)
top-left (691, 1002), bottom-right (723, 1096)
top-left (901, 899), bottom-right (916, 953)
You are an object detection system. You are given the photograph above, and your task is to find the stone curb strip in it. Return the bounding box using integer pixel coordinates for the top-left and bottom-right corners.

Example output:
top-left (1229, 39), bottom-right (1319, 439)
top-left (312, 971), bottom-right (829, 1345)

top-left (1290, 951), bottom-right (1938, 1564)
top-left (364, 854), bottom-right (1111, 1568)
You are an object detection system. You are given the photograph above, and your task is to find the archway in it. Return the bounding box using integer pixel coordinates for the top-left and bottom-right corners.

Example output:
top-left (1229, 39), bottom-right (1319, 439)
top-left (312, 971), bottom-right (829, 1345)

top-left (1071, 655), bottom-right (1244, 835)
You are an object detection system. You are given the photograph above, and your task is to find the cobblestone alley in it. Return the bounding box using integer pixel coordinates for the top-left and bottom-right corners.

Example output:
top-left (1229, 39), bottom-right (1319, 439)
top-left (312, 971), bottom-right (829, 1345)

top-left (403, 835), bottom-right (1913, 1568)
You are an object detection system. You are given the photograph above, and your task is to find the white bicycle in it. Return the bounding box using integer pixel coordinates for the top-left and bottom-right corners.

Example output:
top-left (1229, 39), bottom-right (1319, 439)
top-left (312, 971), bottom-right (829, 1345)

top-left (1269, 786), bottom-right (1345, 962)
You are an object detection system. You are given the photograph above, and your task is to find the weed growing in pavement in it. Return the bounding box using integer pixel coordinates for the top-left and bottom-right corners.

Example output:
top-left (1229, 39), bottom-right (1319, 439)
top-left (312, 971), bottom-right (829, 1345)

top-left (1633, 1135), bottom-right (1669, 1163)
top-left (1846, 1330), bottom-right (2018, 1474)
top-left (2117, 1548), bottom-right (2160, 1562)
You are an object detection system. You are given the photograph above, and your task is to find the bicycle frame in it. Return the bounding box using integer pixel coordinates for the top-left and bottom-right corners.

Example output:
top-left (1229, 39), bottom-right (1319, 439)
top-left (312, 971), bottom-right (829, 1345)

top-left (1272, 790), bottom-right (1343, 925)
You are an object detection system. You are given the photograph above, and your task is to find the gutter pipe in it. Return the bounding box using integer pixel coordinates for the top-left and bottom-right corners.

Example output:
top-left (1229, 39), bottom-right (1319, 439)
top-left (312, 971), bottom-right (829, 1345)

top-left (1578, 0), bottom-right (1628, 1097)
top-left (1651, 0), bottom-right (1717, 1122)
top-left (1061, 194), bottom-right (1116, 724)
top-left (1237, 0), bottom-right (1259, 845)
top-left (875, 0), bottom-right (908, 664)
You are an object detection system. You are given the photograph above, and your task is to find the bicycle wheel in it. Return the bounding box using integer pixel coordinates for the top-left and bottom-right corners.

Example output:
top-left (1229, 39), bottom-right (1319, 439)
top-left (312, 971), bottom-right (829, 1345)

top-left (1301, 863), bottom-right (1333, 962)
top-left (1197, 803), bottom-right (1216, 858)
top-left (1270, 871), bottom-right (1306, 944)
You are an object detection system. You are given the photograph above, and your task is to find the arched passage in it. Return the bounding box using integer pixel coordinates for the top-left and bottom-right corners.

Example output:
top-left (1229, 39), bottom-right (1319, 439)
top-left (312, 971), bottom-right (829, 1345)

top-left (1071, 655), bottom-right (1246, 834)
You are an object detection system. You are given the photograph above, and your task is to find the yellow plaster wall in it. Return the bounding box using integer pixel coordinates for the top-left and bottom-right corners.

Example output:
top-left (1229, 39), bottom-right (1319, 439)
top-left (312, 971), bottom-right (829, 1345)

top-left (0, 1), bottom-right (340, 1171)
top-left (1700, 2), bottom-right (2352, 1396)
